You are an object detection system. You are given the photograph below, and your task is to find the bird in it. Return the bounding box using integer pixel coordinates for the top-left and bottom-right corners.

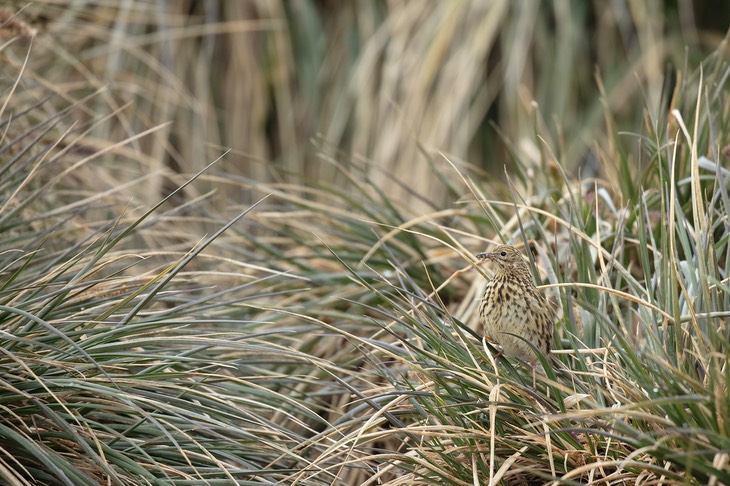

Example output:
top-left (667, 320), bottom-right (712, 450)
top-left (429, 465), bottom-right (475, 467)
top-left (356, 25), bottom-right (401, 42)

top-left (476, 244), bottom-right (556, 386)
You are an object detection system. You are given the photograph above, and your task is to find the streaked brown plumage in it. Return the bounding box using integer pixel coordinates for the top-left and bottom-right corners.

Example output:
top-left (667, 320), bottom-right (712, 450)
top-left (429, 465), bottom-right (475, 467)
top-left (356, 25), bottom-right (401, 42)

top-left (476, 245), bottom-right (556, 383)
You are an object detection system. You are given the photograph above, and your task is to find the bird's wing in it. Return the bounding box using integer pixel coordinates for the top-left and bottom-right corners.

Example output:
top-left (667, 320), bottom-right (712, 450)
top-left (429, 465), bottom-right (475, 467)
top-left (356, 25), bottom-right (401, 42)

top-left (529, 293), bottom-right (558, 325)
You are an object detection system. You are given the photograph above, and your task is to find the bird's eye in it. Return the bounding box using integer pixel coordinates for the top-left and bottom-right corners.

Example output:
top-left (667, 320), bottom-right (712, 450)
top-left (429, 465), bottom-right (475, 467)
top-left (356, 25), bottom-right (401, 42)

top-left (500, 251), bottom-right (506, 257)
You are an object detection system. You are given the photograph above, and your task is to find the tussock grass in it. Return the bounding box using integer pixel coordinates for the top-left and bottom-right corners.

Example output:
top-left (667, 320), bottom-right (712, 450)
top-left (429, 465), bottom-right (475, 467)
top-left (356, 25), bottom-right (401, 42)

top-left (6, 1), bottom-right (710, 213)
top-left (1, 2), bottom-right (728, 485)
top-left (223, 57), bottom-right (730, 485)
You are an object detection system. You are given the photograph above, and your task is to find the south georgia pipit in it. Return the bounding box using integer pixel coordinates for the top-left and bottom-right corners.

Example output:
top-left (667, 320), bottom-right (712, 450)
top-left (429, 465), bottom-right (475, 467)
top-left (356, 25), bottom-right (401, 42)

top-left (476, 244), bottom-right (557, 386)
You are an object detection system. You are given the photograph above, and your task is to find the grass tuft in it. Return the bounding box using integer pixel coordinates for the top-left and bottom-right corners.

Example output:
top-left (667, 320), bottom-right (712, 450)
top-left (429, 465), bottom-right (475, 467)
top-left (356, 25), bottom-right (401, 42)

top-left (1, 2), bottom-right (729, 484)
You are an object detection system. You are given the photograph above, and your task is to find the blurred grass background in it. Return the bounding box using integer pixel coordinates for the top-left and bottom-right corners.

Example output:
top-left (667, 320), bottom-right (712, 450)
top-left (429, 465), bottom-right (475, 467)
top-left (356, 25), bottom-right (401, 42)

top-left (1, 1), bottom-right (729, 484)
top-left (5, 0), bottom-right (726, 211)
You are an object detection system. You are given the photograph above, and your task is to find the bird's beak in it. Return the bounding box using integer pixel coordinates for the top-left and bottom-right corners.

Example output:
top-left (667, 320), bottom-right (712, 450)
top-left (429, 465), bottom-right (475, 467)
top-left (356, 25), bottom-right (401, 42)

top-left (476, 252), bottom-right (491, 260)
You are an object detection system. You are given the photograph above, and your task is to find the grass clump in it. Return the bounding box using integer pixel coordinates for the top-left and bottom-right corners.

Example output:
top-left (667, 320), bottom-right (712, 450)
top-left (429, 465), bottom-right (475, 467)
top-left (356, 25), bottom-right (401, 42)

top-left (1, 2), bottom-right (729, 485)
top-left (0, 68), bottom-right (338, 485)
top-left (238, 51), bottom-right (730, 485)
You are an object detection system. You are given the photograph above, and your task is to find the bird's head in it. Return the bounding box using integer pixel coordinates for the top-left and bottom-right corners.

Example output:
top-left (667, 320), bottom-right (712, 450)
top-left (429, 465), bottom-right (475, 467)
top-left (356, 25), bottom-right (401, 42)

top-left (476, 244), bottom-right (527, 273)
